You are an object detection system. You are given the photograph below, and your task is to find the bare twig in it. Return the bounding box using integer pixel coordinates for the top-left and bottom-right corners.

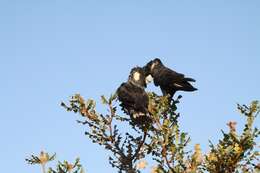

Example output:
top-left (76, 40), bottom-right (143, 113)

top-left (132, 131), bottom-right (147, 161)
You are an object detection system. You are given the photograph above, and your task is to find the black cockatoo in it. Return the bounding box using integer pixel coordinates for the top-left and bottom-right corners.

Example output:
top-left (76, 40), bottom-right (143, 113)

top-left (117, 67), bottom-right (151, 127)
top-left (144, 58), bottom-right (197, 100)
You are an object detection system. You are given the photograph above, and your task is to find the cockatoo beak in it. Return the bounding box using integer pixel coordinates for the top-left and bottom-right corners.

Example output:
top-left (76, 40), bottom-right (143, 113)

top-left (145, 74), bottom-right (153, 84)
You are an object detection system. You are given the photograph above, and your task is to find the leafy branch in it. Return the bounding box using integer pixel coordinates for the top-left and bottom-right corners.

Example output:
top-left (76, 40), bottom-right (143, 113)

top-left (26, 94), bottom-right (259, 173)
top-left (25, 151), bottom-right (84, 173)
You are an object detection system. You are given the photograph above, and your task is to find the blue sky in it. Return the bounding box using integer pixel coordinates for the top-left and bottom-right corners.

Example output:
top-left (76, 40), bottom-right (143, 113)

top-left (0, 0), bottom-right (259, 172)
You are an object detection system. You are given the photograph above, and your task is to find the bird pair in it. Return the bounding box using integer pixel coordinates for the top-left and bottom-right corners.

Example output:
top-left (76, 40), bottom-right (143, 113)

top-left (116, 58), bottom-right (197, 127)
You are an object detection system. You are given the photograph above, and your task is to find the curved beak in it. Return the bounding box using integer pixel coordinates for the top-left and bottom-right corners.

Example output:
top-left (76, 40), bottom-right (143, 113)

top-left (145, 75), bottom-right (153, 84)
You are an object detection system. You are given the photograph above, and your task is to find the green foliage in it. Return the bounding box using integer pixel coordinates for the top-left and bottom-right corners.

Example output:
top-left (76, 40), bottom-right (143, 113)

top-left (204, 101), bottom-right (260, 173)
top-left (60, 94), bottom-right (259, 173)
top-left (26, 151), bottom-right (56, 165)
top-left (26, 151), bottom-right (84, 173)
top-left (27, 94), bottom-right (259, 173)
top-left (146, 93), bottom-right (193, 173)
top-left (48, 158), bottom-right (83, 173)
top-left (61, 93), bottom-right (148, 173)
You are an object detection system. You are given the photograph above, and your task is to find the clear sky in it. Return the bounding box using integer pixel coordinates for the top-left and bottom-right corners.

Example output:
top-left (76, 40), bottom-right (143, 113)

top-left (0, 0), bottom-right (259, 173)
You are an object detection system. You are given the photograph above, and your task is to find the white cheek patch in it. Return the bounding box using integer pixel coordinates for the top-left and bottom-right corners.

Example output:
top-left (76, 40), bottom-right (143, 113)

top-left (133, 72), bottom-right (140, 81)
top-left (145, 75), bottom-right (153, 84)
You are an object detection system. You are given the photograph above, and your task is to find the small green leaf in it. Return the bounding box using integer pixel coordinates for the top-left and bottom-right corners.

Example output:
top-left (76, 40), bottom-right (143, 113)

top-left (101, 95), bottom-right (108, 104)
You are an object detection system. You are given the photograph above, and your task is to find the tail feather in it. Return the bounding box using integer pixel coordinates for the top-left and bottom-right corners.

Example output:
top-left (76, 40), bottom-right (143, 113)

top-left (184, 77), bottom-right (196, 82)
top-left (173, 81), bottom-right (197, 91)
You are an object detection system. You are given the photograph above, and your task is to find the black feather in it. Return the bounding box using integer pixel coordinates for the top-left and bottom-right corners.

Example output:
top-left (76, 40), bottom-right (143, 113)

top-left (116, 67), bottom-right (151, 127)
top-left (144, 58), bottom-right (197, 100)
